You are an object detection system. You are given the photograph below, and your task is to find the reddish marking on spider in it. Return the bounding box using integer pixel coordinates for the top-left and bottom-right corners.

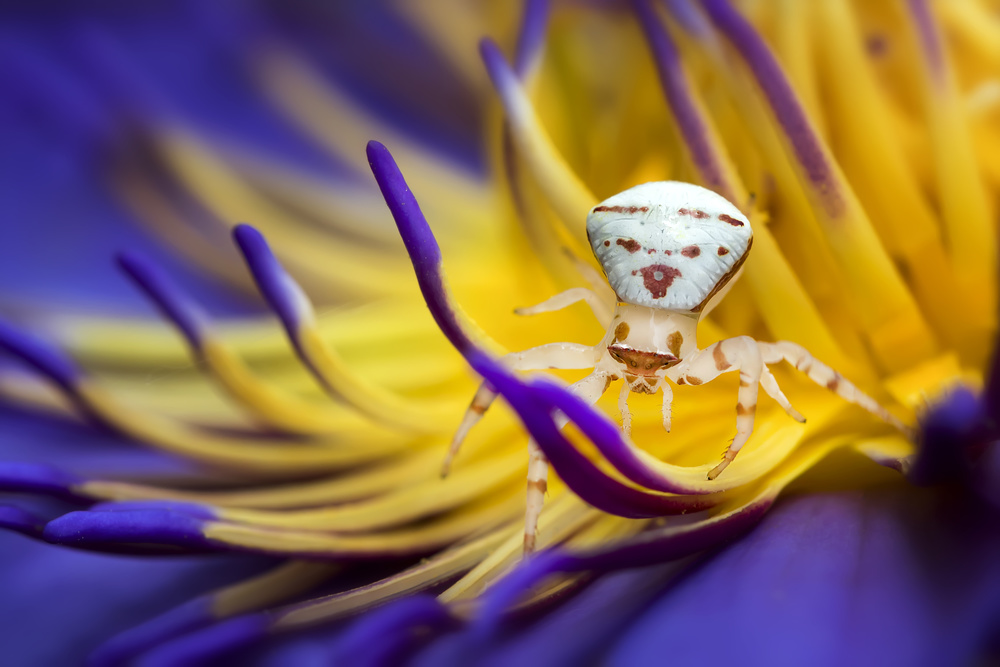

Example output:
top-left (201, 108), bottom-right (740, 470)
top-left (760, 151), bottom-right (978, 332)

top-left (678, 208), bottom-right (710, 219)
top-left (638, 264), bottom-right (681, 298)
top-left (719, 214), bottom-right (744, 227)
top-left (594, 205), bottom-right (650, 214)
top-left (616, 238), bottom-right (642, 253)
top-left (718, 247), bottom-right (729, 256)
top-left (681, 245), bottom-right (701, 258)
top-left (604, 240), bottom-right (611, 247)
top-left (648, 249), bottom-right (656, 254)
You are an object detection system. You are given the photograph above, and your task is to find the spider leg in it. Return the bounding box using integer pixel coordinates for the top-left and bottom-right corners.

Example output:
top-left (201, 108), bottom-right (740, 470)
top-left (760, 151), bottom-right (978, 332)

top-left (514, 287), bottom-right (608, 320)
top-left (759, 341), bottom-right (911, 435)
top-left (523, 371), bottom-right (610, 554)
top-left (672, 337), bottom-right (763, 480)
top-left (758, 364), bottom-right (806, 423)
top-left (618, 380), bottom-right (632, 437)
top-left (661, 380), bottom-right (673, 433)
top-left (443, 342), bottom-right (599, 476)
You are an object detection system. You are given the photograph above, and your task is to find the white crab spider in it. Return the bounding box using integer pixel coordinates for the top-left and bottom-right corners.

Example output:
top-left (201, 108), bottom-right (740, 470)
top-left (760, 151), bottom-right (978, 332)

top-left (445, 181), bottom-right (908, 553)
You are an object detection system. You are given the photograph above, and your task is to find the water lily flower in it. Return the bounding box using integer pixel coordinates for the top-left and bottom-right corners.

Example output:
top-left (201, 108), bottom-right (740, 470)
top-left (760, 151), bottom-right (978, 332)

top-left (2, 0), bottom-right (1000, 665)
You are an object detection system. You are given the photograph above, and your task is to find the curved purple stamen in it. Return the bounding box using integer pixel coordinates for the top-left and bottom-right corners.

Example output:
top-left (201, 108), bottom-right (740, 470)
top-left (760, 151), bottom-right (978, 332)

top-left (0, 320), bottom-right (83, 393)
top-left (370, 141), bottom-right (713, 515)
top-left (472, 353), bottom-right (715, 515)
top-left (89, 500), bottom-right (217, 520)
top-left (89, 598), bottom-right (214, 667)
top-left (701, 0), bottom-right (843, 216)
top-left (117, 252), bottom-right (208, 348)
top-left (129, 613), bottom-right (271, 667)
top-left (332, 595), bottom-right (459, 666)
top-left (474, 497), bottom-right (772, 634)
top-left (662, 0), bottom-right (713, 37)
top-left (906, 0), bottom-right (944, 80)
top-left (0, 462), bottom-right (87, 501)
top-left (366, 140), bottom-right (474, 354)
top-left (633, 0), bottom-right (732, 201)
top-left (532, 379), bottom-right (713, 495)
top-left (513, 0), bottom-right (552, 77)
top-left (232, 224), bottom-right (311, 337)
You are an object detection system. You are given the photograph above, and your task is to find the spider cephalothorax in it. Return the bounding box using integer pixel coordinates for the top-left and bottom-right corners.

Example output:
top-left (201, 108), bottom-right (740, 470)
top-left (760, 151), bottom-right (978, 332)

top-left (445, 181), bottom-right (909, 553)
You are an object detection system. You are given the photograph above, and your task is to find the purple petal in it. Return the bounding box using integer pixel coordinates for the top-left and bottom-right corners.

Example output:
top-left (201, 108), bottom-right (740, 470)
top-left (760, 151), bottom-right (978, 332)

top-left (609, 490), bottom-right (1000, 666)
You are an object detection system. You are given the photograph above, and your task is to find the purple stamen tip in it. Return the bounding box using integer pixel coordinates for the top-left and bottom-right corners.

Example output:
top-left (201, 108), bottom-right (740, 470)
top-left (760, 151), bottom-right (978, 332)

top-left (43, 509), bottom-right (215, 552)
top-left (117, 251), bottom-right (207, 348)
top-left (122, 613), bottom-right (270, 667)
top-left (367, 140), bottom-right (473, 353)
top-left (232, 224), bottom-right (311, 335)
top-left (0, 461), bottom-right (85, 501)
top-left (89, 598), bottom-right (213, 667)
top-left (0, 319), bottom-right (83, 392)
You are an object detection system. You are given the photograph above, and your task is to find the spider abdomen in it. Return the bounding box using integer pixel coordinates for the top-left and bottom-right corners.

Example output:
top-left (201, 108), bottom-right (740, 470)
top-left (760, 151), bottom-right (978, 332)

top-left (587, 182), bottom-right (752, 311)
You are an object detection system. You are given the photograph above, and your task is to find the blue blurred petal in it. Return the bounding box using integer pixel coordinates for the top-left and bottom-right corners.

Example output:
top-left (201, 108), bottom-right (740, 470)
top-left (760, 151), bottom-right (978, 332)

top-left (609, 489), bottom-right (1000, 667)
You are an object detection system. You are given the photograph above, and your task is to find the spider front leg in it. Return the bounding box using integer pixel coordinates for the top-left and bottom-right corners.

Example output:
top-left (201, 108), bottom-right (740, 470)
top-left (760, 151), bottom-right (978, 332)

top-left (523, 370), bottom-right (611, 554)
top-left (514, 287), bottom-right (609, 322)
top-left (672, 337), bottom-right (770, 480)
top-left (443, 342), bottom-right (599, 476)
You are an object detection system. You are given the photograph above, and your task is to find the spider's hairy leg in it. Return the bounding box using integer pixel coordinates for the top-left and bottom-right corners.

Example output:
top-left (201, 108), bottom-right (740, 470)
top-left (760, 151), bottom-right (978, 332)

top-left (672, 337), bottom-right (763, 480)
top-left (759, 341), bottom-right (911, 435)
top-left (523, 371), bottom-right (611, 554)
top-left (443, 343), bottom-right (599, 476)
top-left (514, 287), bottom-right (608, 320)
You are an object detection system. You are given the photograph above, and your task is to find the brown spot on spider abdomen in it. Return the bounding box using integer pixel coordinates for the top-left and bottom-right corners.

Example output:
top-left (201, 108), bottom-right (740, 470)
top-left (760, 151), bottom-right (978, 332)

top-left (678, 208), bottom-right (710, 219)
top-left (593, 205), bottom-right (650, 214)
top-left (666, 331), bottom-right (683, 357)
top-left (614, 322), bottom-right (630, 342)
top-left (616, 238), bottom-right (642, 253)
top-left (604, 240), bottom-right (611, 247)
top-left (719, 213), bottom-right (744, 227)
top-left (718, 247), bottom-right (729, 256)
top-left (638, 264), bottom-right (682, 298)
top-left (681, 245), bottom-right (701, 258)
